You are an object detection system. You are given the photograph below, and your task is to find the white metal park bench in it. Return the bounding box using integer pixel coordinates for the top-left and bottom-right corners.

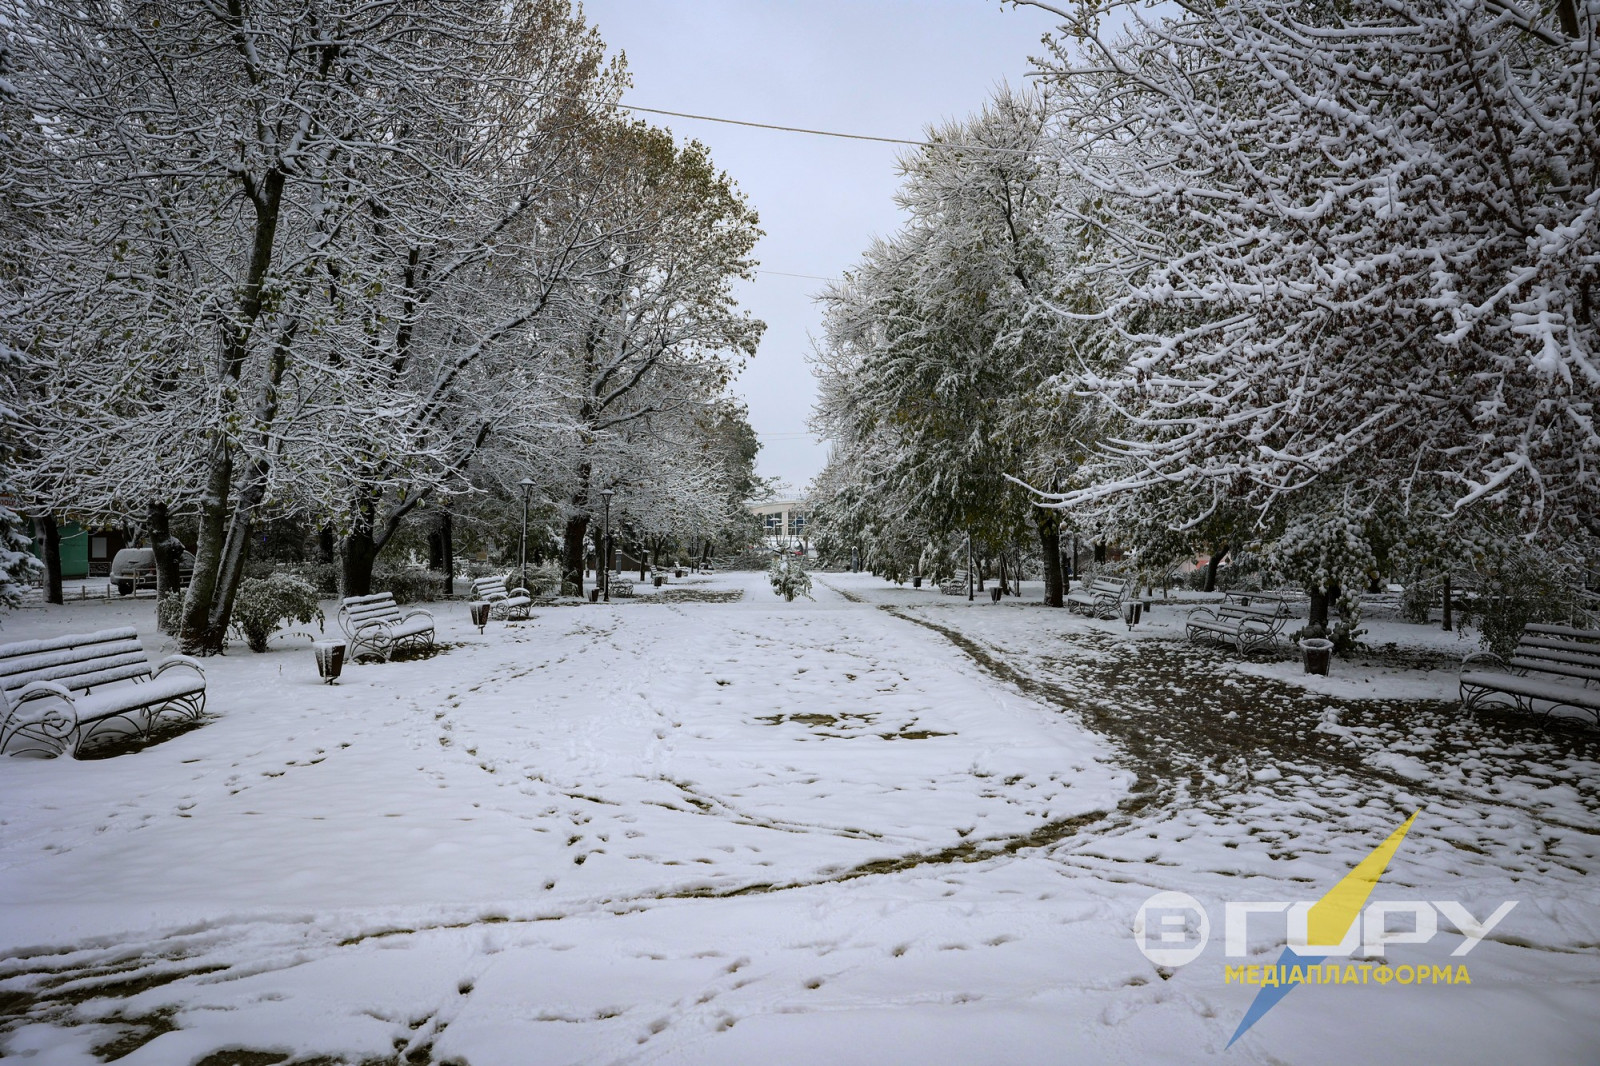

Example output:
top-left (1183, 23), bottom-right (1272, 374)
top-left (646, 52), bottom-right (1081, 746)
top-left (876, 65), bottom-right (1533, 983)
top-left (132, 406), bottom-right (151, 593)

top-left (0, 627), bottom-right (208, 757)
top-left (470, 575), bottom-right (532, 621)
top-left (939, 570), bottom-right (970, 596)
top-left (608, 578), bottom-right (636, 598)
top-left (1186, 601), bottom-right (1296, 655)
top-left (338, 593), bottom-right (436, 662)
top-left (1459, 624), bottom-right (1600, 726)
top-left (1067, 577), bottom-right (1129, 620)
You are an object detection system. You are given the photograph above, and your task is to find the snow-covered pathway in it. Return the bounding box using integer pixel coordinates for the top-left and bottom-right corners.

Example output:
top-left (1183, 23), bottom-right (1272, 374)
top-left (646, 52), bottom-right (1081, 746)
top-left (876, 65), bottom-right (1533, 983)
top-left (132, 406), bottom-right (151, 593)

top-left (1, 572), bottom-right (1597, 1064)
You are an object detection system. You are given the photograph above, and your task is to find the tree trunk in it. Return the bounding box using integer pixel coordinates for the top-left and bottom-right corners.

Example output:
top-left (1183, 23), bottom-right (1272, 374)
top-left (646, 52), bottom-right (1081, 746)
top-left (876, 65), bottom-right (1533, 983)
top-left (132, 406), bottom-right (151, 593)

top-left (997, 553), bottom-right (1007, 597)
top-left (428, 524), bottom-right (444, 571)
top-left (562, 514), bottom-right (589, 597)
top-left (427, 511), bottom-right (454, 596)
top-left (32, 515), bottom-right (63, 605)
top-left (1035, 507), bottom-right (1064, 608)
top-left (1309, 582), bottom-right (1341, 630)
top-left (179, 168), bottom-right (288, 655)
top-left (318, 526), bottom-right (335, 564)
top-left (1203, 543), bottom-right (1228, 593)
top-left (1441, 574), bottom-right (1453, 632)
top-left (147, 501), bottom-right (185, 632)
top-left (180, 445), bottom-right (235, 653)
top-left (342, 526), bottom-right (382, 598)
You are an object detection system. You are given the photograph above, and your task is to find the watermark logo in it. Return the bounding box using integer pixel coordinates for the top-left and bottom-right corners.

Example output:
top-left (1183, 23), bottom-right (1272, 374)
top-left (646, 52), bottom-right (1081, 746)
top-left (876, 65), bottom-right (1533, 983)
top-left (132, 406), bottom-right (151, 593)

top-left (1133, 812), bottom-right (1518, 1047)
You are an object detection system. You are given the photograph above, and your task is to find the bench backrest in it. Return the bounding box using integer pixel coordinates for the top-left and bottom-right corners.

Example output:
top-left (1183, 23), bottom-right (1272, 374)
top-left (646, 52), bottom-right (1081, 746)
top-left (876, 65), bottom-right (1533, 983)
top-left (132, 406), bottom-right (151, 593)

top-left (1512, 624), bottom-right (1600, 683)
top-left (1089, 578), bottom-right (1127, 595)
top-left (341, 593), bottom-right (403, 630)
top-left (0, 627), bottom-right (153, 703)
top-left (1219, 603), bottom-right (1289, 622)
top-left (470, 576), bottom-right (509, 600)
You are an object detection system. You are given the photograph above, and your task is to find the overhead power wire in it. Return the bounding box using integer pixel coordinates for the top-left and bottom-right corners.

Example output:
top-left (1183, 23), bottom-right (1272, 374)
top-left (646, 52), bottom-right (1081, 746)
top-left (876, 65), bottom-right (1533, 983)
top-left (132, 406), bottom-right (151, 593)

top-left (528, 85), bottom-right (1037, 157)
top-left (613, 99), bottom-right (1036, 156)
top-left (754, 269), bottom-right (839, 282)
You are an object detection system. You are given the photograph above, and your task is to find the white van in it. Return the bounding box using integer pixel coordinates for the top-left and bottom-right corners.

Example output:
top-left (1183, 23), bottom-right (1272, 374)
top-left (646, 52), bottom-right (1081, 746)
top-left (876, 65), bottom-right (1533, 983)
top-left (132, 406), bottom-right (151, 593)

top-left (109, 547), bottom-right (196, 596)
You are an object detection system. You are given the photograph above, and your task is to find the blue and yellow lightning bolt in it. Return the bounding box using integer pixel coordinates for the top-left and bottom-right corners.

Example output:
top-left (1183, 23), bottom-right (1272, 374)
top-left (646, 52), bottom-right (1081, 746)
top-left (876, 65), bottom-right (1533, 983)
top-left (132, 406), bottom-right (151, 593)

top-left (1227, 811), bottom-right (1420, 1048)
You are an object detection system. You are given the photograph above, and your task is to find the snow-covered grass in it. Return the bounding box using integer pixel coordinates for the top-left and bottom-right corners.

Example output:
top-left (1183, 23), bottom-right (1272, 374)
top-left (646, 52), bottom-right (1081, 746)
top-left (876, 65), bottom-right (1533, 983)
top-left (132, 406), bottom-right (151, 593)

top-left (1, 571), bottom-right (1597, 1064)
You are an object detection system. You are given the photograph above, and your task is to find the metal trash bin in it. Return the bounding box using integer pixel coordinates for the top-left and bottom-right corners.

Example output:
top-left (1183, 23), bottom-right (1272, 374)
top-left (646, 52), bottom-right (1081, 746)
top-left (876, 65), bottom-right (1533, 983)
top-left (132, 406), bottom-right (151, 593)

top-left (313, 640), bottom-right (346, 684)
top-left (469, 600), bottom-right (491, 633)
top-left (1300, 637), bottom-right (1333, 676)
top-left (989, 586), bottom-right (1002, 603)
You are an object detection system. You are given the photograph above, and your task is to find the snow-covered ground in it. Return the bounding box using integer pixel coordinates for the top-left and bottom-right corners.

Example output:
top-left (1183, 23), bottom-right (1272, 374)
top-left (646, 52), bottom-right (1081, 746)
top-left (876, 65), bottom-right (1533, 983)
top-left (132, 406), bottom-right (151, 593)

top-left (1, 571), bottom-right (1597, 1064)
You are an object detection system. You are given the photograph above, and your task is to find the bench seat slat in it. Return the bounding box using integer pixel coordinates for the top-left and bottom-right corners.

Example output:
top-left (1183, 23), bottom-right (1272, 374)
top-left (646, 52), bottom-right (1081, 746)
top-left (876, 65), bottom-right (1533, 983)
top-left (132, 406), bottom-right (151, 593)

top-left (1461, 670), bottom-right (1600, 710)
top-left (1509, 657), bottom-right (1600, 684)
top-left (1515, 639), bottom-right (1600, 663)
top-left (1524, 623), bottom-right (1600, 641)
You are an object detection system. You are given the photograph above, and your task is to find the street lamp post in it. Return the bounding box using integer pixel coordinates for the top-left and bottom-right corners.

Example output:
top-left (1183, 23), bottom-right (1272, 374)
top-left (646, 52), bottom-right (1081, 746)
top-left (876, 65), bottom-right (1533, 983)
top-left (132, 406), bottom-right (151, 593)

top-left (518, 478), bottom-right (535, 593)
top-left (600, 489), bottom-right (614, 602)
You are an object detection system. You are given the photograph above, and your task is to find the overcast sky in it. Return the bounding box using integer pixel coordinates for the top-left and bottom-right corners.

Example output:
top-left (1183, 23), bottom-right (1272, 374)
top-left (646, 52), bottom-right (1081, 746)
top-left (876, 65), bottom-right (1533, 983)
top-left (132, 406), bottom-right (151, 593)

top-left (580, 0), bottom-right (1061, 496)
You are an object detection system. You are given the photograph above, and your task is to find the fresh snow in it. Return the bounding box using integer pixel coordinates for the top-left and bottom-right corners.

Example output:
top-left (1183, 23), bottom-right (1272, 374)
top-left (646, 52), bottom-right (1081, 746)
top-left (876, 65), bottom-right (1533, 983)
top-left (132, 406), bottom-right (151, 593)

top-left (1, 571), bottom-right (1597, 1064)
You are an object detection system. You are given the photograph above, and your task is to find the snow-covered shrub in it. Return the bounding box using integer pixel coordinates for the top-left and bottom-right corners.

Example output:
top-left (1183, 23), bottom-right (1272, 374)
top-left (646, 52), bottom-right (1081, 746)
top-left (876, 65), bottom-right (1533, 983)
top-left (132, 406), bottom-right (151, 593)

top-left (231, 573), bottom-right (324, 653)
top-left (0, 497), bottom-right (37, 612)
top-left (523, 561), bottom-right (564, 597)
top-left (156, 590), bottom-right (184, 636)
top-left (1459, 548), bottom-right (1587, 661)
top-left (769, 555), bottom-right (814, 602)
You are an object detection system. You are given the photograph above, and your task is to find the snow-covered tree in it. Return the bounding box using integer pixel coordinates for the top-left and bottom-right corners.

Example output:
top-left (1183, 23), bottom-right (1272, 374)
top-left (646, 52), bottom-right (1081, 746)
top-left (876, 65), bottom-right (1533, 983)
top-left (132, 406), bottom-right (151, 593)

top-left (810, 90), bottom-right (1111, 601)
top-left (1021, 1), bottom-right (1600, 550)
top-left (541, 120), bottom-right (763, 596)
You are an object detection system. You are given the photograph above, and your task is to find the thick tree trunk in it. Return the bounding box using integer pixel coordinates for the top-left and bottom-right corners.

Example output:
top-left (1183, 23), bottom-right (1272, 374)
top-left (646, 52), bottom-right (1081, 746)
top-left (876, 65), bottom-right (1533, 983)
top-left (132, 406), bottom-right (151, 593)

top-left (148, 501), bottom-right (185, 632)
top-left (562, 514), bottom-right (589, 597)
top-left (341, 526), bottom-right (382, 598)
top-left (1036, 508), bottom-right (1064, 608)
top-left (148, 501), bottom-right (183, 594)
top-left (181, 446), bottom-right (235, 654)
top-left (1441, 575), bottom-right (1453, 632)
top-left (32, 515), bottom-right (63, 605)
top-left (427, 511), bottom-right (454, 595)
top-left (318, 526), bottom-right (335, 564)
top-left (1309, 581), bottom-right (1341, 630)
top-left (1203, 543), bottom-right (1228, 593)
top-left (179, 168), bottom-right (288, 655)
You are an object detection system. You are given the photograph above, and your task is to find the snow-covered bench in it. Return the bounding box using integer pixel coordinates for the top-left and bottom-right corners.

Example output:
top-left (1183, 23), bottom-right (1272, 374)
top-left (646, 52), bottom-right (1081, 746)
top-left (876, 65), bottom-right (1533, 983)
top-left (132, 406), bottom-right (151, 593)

top-left (0, 627), bottom-right (207, 758)
top-left (1459, 623), bottom-right (1600, 726)
top-left (1185, 601), bottom-right (1294, 654)
top-left (470, 575), bottom-right (531, 621)
top-left (939, 570), bottom-right (969, 596)
top-left (1067, 577), bottom-right (1129, 620)
top-left (608, 578), bottom-right (635, 598)
top-left (338, 593), bottom-right (436, 662)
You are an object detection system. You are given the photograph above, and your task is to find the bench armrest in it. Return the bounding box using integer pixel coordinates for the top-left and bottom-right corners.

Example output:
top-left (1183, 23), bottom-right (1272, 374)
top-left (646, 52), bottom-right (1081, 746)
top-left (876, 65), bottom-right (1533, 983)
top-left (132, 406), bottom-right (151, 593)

top-left (401, 608), bottom-right (435, 624)
top-left (154, 654), bottom-right (206, 680)
top-left (509, 587), bottom-right (531, 599)
top-left (14, 679), bottom-right (76, 706)
top-left (1187, 606), bottom-right (1220, 622)
top-left (1461, 650), bottom-right (1508, 670)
